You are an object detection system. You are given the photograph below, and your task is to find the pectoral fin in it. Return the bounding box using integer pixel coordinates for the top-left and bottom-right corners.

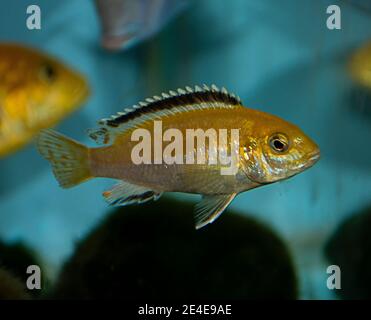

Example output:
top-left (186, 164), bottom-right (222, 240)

top-left (194, 193), bottom-right (236, 230)
top-left (103, 180), bottom-right (162, 206)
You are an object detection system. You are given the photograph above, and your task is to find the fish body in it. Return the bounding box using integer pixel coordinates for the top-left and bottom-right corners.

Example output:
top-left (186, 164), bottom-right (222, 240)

top-left (90, 108), bottom-right (253, 195)
top-left (0, 44), bottom-right (89, 157)
top-left (349, 41), bottom-right (371, 89)
top-left (37, 85), bottom-right (320, 229)
top-left (94, 0), bottom-right (188, 50)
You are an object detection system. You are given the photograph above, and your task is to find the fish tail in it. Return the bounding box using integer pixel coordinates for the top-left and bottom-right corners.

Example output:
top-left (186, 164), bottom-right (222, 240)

top-left (37, 129), bottom-right (92, 188)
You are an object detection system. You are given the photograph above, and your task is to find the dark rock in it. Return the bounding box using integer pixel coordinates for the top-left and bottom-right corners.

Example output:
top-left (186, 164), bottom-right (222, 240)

top-left (51, 197), bottom-right (297, 299)
top-left (325, 205), bottom-right (371, 299)
top-left (0, 268), bottom-right (30, 300)
top-left (0, 240), bottom-right (48, 298)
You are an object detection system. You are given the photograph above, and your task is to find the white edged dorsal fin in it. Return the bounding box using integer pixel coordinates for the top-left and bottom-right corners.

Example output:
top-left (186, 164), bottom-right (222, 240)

top-left (88, 85), bottom-right (242, 145)
top-left (194, 193), bottom-right (236, 230)
top-left (103, 180), bottom-right (162, 206)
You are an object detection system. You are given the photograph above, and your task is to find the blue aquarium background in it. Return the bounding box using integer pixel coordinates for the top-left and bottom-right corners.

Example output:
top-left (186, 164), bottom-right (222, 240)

top-left (0, 0), bottom-right (370, 299)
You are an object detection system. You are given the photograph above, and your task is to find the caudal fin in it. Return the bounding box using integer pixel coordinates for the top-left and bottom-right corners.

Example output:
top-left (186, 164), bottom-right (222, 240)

top-left (36, 129), bottom-right (92, 188)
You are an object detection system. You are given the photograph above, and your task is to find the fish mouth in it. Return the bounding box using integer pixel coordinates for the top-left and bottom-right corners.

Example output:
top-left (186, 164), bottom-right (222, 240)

top-left (306, 150), bottom-right (321, 168)
top-left (281, 151), bottom-right (320, 181)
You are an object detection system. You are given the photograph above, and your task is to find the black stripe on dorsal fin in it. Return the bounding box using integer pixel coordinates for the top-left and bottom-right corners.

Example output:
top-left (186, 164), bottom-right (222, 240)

top-left (102, 84), bottom-right (242, 128)
top-left (88, 85), bottom-right (242, 145)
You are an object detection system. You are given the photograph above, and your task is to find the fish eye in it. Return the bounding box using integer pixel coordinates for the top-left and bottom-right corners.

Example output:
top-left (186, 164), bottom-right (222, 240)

top-left (39, 63), bottom-right (57, 83)
top-left (269, 133), bottom-right (289, 153)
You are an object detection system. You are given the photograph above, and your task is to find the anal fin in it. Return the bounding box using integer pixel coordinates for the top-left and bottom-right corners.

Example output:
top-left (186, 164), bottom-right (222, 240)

top-left (194, 193), bottom-right (236, 230)
top-left (103, 180), bottom-right (162, 206)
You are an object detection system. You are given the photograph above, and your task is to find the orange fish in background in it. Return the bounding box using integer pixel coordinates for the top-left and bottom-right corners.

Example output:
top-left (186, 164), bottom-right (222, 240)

top-left (349, 41), bottom-right (371, 89)
top-left (0, 43), bottom-right (90, 157)
top-left (37, 85), bottom-right (320, 229)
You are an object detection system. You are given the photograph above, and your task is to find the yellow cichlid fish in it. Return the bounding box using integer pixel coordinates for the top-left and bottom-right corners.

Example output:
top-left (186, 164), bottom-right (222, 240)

top-left (0, 43), bottom-right (90, 157)
top-left (349, 41), bottom-right (371, 89)
top-left (37, 85), bottom-right (320, 229)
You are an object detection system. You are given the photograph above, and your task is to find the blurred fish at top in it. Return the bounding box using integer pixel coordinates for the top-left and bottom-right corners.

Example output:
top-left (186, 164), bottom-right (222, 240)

top-left (94, 0), bottom-right (189, 51)
top-left (349, 41), bottom-right (371, 89)
top-left (0, 44), bottom-right (90, 158)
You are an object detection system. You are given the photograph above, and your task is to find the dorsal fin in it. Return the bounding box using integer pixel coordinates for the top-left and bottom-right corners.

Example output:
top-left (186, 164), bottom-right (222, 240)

top-left (88, 84), bottom-right (242, 145)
